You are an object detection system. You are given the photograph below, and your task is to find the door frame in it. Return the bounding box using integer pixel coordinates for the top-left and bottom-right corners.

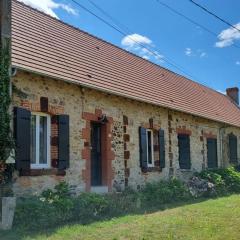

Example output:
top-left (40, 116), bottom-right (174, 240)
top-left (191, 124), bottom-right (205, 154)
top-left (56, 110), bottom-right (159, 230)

top-left (82, 109), bottom-right (115, 192)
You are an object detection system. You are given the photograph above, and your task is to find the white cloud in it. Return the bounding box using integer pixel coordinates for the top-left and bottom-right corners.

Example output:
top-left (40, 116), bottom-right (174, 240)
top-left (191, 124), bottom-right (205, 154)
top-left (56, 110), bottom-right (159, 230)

top-left (142, 55), bottom-right (150, 60)
top-left (217, 90), bottom-right (226, 95)
top-left (121, 34), bottom-right (152, 48)
top-left (18, 0), bottom-right (77, 19)
top-left (215, 23), bottom-right (240, 48)
top-left (200, 52), bottom-right (207, 58)
top-left (236, 61), bottom-right (240, 65)
top-left (185, 48), bottom-right (192, 56)
top-left (121, 33), bottom-right (164, 63)
top-left (185, 48), bottom-right (207, 58)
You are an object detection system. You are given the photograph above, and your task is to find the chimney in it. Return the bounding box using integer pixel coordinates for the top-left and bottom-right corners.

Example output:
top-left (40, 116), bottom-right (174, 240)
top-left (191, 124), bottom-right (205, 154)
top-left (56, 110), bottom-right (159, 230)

top-left (226, 87), bottom-right (239, 105)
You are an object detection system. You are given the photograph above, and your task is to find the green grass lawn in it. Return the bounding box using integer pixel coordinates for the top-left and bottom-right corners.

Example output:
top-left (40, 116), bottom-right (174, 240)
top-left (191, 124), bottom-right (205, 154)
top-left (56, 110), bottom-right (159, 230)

top-left (1, 195), bottom-right (240, 240)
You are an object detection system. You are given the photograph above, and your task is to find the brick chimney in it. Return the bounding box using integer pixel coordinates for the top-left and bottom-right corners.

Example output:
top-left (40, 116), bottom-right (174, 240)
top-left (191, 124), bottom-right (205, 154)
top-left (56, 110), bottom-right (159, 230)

top-left (226, 87), bottom-right (239, 105)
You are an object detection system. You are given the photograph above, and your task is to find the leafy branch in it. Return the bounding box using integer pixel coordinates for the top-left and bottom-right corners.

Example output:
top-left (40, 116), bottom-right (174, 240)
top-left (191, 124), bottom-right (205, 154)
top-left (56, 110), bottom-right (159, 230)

top-left (0, 39), bottom-right (15, 184)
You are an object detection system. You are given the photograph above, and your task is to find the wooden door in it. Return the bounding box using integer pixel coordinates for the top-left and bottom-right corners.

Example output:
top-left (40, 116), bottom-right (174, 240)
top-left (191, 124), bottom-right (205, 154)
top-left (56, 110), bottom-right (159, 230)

top-left (91, 122), bottom-right (102, 186)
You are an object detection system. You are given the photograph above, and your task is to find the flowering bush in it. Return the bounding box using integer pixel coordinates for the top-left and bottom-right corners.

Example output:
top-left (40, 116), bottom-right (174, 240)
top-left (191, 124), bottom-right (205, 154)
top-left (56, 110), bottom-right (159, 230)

top-left (187, 176), bottom-right (215, 198)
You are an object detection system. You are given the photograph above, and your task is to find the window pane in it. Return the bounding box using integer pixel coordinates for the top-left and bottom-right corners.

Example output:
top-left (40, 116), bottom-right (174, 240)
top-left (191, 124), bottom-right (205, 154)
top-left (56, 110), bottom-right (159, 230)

top-left (39, 116), bottom-right (48, 164)
top-left (30, 115), bottom-right (36, 164)
top-left (147, 131), bottom-right (152, 164)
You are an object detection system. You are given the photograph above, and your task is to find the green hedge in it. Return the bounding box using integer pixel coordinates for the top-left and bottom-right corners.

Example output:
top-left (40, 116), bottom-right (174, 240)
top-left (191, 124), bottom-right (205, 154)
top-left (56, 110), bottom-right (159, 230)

top-left (14, 179), bottom-right (191, 230)
top-left (13, 167), bottom-right (240, 231)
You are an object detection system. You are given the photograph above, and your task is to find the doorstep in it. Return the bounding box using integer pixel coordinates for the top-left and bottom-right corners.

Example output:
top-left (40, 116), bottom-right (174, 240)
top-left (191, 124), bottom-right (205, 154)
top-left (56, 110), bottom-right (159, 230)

top-left (91, 186), bottom-right (109, 194)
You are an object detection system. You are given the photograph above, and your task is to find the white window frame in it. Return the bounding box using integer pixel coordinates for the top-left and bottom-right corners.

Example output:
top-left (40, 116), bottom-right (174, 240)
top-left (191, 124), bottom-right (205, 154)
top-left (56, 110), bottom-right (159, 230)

top-left (31, 112), bottom-right (51, 169)
top-left (146, 129), bottom-right (155, 167)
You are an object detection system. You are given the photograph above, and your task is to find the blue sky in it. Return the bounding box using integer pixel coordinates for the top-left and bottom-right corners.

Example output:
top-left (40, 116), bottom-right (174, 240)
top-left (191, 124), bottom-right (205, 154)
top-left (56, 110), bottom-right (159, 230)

top-left (19, 0), bottom-right (240, 93)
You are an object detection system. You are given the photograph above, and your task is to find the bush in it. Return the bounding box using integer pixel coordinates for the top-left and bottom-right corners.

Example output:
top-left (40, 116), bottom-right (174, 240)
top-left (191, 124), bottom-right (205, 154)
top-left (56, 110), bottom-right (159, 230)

top-left (140, 178), bottom-right (191, 208)
top-left (197, 167), bottom-right (240, 195)
top-left (13, 179), bottom-right (191, 230)
top-left (214, 167), bottom-right (240, 193)
top-left (105, 189), bottom-right (141, 216)
top-left (13, 168), bottom-right (240, 231)
top-left (14, 182), bottom-right (75, 230)
top-left (72, 192), bottom-right (109, 224)
top-left (187, 176), bottom-right (216, 198)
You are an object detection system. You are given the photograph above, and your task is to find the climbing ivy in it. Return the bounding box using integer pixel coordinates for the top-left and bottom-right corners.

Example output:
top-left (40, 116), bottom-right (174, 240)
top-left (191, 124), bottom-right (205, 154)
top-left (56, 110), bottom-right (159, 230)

top-left (0, 39), bottom-right (15, 184)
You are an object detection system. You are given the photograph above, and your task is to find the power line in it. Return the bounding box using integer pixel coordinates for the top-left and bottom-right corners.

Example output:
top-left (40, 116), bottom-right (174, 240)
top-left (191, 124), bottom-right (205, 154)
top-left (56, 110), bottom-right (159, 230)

top-left (155, 0), bottom-right (240, 49)
top-left (189, 0), bottom-right (240, 33)
top-left (86, 0), bottom-right (131, 34)
top-left (156, 0), bottom-right (216, 37)
top-left (71, 0), bottom-right (195, 78)
top-left (70, 0), bottom-right (198, 80)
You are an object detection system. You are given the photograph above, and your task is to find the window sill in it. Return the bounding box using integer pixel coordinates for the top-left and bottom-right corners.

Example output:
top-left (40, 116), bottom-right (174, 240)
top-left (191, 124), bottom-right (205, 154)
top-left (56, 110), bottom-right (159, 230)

top-left (142, 166), bottom-right (162, 173)
top-left (20, 169), bottom-right (66, 176)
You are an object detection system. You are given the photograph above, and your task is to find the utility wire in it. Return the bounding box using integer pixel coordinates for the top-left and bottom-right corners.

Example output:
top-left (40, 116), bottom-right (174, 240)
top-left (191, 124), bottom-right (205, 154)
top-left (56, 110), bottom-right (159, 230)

top-left (86, 0), bottom-right (198, 79)
top-left (86, 0), bottom-right (131, 34)
top-left (189, 0), bottom-right (240, 33)
top-left (155, 0), bottom-right (240, 49)
top-left (156, 0), bottom-right (216, 37)
top-left (70, 0), bottom-right (198, 80)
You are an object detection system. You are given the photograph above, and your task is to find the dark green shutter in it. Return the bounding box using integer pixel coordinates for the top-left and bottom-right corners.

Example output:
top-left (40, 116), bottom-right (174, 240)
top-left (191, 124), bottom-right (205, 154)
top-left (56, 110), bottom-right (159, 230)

top-left (229, 134), bottom-right (238, 164)
top-left (207, 138), bottom-right (218, 168)
top-left (58, 115), bottom-right (70, 170)
top-left (14, 107), bottom-right (31, 172)
top-left (139, 127), bottom-right (148, 170)
top-left (159, 129), bottom-right (165, 168)
top-left (178, 134), bottom-right (191, 169)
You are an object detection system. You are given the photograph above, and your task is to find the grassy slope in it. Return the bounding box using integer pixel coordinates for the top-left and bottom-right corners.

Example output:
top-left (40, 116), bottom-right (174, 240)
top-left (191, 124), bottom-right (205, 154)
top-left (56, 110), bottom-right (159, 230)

top-left (1, 195), bottom-right (240, 240)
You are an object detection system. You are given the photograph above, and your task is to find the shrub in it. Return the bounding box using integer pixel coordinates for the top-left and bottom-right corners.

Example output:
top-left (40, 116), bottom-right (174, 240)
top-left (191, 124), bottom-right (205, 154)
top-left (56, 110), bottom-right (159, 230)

top-left (187, 176), bottom-right (216, 198)
top-left (13, 180), bottom-right (191, 230)
top-left (214, 167), bottom-right (240, 193)
top-left (72, 192), bottom-right (109, 224)
top-left (14, 182), bottom-right (75, 230)
top-left (105, 189), bottom-right (141, 216)
top-left (197, 167), bottom-right (240, 195)
top-left (140, 178), bottom-right (191, 208)
top-left (13, 169), bottom-right (240, 231)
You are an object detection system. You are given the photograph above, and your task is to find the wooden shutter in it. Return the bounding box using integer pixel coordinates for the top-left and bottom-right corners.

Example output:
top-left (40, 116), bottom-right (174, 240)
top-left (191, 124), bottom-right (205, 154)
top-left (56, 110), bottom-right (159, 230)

top-left (229, 134), bottom-right (238, 164)
top-left (58, 115), bottom-right (70, 170)
top-left (139, 127), bottom-right (148, 170)
top-left (51, 115), bottom-right (59, 168)
top-left (159, 129), bottom-right (165, 168)
top-left (207, 138), bottom-right (218, 168)
top-left (14, 107), bottom-right (31, 172)
top-left (178, 134), bottom-right (191, 169)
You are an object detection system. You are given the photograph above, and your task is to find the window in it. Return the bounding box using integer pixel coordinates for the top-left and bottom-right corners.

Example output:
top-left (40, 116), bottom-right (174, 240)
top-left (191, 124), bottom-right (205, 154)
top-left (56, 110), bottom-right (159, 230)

top-left (207, 138), bottom-right (218, 168)
top-left (146, 129), bottom-right (154, 167)
top-left (229, 134), bottom-right (238, 164)
top-left (139, 127), bottom-right (165, 170)
top-left (30, 113), bottom-right (51, 169)
top-left (178, 134), bottom-right (191, 169)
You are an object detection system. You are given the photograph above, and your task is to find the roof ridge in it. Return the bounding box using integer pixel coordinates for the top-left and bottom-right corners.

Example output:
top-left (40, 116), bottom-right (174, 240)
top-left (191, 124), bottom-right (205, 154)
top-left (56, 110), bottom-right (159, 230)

top-left (13, 0), bottom-right (232, 102)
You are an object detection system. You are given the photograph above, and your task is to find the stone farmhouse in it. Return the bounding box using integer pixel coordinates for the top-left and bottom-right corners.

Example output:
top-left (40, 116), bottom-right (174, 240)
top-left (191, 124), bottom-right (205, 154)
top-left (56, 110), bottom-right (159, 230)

top-left (4, 0), bottom-right (240, 195)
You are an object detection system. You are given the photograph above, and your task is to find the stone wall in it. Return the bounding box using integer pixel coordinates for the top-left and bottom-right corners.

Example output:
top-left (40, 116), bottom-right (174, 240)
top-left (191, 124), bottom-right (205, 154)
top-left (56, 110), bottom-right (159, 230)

top-left (11, 70), bottom-right (240, 196)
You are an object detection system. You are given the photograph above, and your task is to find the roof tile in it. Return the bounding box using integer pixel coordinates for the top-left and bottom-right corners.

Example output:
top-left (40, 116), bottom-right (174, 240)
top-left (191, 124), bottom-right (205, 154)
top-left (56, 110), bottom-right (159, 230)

top-left (11, 0), bottom-right (240, 127)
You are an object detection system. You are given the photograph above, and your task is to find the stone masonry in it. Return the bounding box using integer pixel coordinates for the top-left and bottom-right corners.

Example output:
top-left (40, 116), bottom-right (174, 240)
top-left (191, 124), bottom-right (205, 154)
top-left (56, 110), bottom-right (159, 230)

top-left (11, 70), bottom-right (240, 196)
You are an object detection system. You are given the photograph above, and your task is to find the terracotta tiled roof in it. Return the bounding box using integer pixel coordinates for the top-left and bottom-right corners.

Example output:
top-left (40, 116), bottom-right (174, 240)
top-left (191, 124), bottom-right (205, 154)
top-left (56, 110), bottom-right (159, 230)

top-left (11, 0), bottom-right (240, 127)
